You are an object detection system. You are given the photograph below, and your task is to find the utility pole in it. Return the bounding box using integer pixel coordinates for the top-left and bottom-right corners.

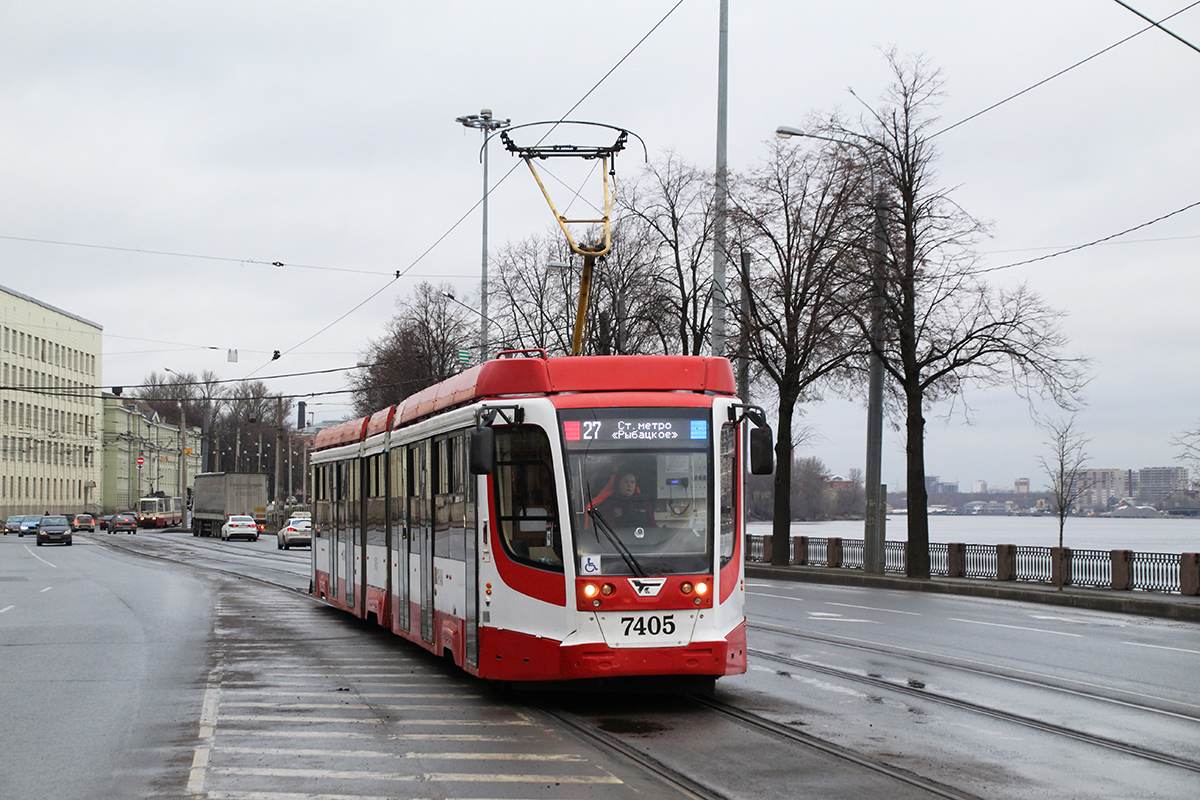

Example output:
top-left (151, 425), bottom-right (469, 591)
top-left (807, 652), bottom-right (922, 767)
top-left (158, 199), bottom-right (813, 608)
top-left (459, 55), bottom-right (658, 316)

top-left (711, 0), bottom-right (729, 357)
top-left (456, 109), bottom-right (510, 362)
top-left (274, 396), bottom-right (284, 508)
top-left (863, 189), bottom-right (889, 575)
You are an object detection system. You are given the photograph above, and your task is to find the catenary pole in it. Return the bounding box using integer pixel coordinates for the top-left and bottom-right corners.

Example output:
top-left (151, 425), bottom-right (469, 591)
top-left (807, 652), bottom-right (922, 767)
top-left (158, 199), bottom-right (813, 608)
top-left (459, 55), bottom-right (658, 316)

top-left (711, 0), bottom-right (729, 357)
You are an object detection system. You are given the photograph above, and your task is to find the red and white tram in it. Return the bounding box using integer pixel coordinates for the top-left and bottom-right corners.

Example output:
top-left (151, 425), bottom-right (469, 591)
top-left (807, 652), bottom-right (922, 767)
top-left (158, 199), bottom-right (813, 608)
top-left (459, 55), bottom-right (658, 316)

top-left (309, 350), bottom-right (772, 686)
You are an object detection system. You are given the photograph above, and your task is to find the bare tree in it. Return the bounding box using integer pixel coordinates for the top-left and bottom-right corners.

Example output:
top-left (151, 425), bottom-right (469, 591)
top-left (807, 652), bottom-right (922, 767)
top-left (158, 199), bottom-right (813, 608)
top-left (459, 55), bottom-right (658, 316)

top-left (490, 232), bottom-right (578, 355)
top-left (1038, 415), bottom-right (1091, 557)
top-left (620, 152), bottom-right (716, 355)
top-left (730, 139), bottom-right (864, 564)
top-left (828, 53), bottom-right (1087, 578)
top-left (349, 281), bottom-right (476, 417)
top-left (1172, 424), bottom-right (1200, 488)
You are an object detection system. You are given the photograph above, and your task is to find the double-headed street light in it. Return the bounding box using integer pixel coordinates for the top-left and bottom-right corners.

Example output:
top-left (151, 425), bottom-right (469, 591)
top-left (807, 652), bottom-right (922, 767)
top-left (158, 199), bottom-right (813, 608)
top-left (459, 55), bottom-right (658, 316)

top-left (456, 109), bottom-right (510, 363)
top-left (776, 125), bottom-right (889, 575)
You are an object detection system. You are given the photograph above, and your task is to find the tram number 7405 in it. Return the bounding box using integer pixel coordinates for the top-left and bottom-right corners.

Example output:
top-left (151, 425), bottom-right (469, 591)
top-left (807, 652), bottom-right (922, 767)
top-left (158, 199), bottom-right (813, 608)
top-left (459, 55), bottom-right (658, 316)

top-left (621, 614), bottom-right (676, 637)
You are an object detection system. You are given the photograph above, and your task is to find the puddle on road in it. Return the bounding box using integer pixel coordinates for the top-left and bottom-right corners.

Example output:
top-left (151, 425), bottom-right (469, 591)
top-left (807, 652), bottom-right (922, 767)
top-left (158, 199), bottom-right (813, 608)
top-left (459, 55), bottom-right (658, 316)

top-left (594, 718), bottom-right (669, 736)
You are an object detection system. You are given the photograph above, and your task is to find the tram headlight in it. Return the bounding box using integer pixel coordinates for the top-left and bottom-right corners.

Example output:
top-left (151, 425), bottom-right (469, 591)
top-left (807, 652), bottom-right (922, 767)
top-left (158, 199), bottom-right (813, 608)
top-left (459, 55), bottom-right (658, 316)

top-left (680, 581), bottom-right (694, 594)
top-left (600, 583), bottom-right (615, 596)
top-left (695, 581), bottom-right (709, 596)
top-left (583, 583), bottom-right (599, 598)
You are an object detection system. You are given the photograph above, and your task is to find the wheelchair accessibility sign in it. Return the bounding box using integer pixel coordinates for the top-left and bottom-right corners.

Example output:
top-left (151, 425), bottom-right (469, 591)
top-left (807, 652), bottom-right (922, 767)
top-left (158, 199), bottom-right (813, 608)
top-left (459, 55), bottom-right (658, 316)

top-left (581, 556), bottom-right (601, 575)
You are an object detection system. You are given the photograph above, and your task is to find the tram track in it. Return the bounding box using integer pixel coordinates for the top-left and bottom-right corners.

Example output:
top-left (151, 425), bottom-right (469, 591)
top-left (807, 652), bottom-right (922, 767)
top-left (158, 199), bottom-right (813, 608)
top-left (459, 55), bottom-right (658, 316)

top-left (746, 642), bottom-right (1200, 775)
top-left (529, 690), bottom-right (986, 800)
top-left (89, 532), bottom-right (983, 797)
top-left (749, 618), bottom-right (1200, 723)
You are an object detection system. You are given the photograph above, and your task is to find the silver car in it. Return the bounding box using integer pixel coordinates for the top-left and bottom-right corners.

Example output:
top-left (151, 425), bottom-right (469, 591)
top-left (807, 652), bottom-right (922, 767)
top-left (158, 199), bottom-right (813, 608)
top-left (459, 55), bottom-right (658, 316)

top-left (276, 518), bottom-right (312, 550)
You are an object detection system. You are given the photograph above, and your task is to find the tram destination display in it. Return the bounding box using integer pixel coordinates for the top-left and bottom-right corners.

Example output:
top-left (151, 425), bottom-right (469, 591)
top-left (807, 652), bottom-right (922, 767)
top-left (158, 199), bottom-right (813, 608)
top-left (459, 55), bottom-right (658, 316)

top-left (561, 411), bottom-right (708, 450)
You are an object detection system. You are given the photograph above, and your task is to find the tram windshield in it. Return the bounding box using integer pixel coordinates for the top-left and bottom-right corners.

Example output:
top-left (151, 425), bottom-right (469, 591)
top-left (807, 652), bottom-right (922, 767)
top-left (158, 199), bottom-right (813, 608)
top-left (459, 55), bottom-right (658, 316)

top-left (560, 408), bottom-right (712, 577)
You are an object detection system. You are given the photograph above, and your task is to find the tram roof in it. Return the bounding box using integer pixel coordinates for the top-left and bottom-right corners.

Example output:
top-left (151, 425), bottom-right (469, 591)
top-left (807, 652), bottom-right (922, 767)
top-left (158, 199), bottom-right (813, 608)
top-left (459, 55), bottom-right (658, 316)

top-left (312, 352), bottom-right (735, 451)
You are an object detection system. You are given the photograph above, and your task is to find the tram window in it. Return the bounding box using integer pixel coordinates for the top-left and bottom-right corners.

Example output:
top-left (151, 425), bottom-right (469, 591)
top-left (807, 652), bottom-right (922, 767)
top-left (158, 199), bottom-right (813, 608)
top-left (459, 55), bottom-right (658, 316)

top-left (494, 426), bottom-right (562, 572)
top-left (433, 436), bottom-right (466, 560)
top-left (366, 454), bottom-right (386, 548)
top-left (720, 424), bottom-right (737, 566)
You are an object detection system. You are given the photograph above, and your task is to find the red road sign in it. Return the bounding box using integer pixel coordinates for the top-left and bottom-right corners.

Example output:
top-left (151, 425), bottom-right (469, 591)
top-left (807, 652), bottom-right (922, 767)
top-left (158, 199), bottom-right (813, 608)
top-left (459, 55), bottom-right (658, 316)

top-left (136, 456), bottom-right (145, 466)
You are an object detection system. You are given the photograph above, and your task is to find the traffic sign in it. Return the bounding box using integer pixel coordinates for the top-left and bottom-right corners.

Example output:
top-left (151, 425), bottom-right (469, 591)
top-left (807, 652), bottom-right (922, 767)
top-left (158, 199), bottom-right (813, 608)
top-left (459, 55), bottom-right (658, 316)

top-left (136, 456), bottom-right (145, 469)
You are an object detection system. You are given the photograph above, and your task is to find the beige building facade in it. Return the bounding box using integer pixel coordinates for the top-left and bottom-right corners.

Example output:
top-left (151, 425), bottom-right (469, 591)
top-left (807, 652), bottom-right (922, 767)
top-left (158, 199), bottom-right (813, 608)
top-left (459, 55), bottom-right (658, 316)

top-left (1, 284), bottom-right (103, 517)
top-left (102, 396), bottom-right (202, 514)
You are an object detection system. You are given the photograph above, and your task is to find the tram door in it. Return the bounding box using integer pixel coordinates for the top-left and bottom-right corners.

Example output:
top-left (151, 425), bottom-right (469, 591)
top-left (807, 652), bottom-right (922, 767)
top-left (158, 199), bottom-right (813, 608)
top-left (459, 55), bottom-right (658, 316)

top-left (390, 447), bottom-right (409, 633)
top-left (330, 462), bottom-right (343, 604)
top-left (345, 460), bottom-right (359, 610)
top-left (462, 432), bottom-right (479, 669)
top-left (408, 442), bottom-right (434, 643)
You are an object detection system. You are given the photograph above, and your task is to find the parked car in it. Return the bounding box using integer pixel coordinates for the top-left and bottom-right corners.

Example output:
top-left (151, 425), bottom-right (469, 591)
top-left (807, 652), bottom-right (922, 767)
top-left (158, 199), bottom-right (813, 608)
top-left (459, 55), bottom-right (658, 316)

top-left (108, 513), bottom-right (138, 534)
top-left (221, 515), bottom-right (259, 542)
top-left (69, 513), bottom-right (95, 532)
top-left (36, 515), bottom-right (72, 546)
top-left (276, 518), bottom-right (312, 550)
top-left (17, 515), bottom-right (42, 537)
top-left (5, 515), bottom-right (22, 535)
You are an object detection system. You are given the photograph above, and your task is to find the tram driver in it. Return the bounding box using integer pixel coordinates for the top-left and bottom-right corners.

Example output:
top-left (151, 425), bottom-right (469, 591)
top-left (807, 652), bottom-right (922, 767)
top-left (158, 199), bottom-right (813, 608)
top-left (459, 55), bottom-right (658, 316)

top-left (594, 468), bottom-right (657, 533)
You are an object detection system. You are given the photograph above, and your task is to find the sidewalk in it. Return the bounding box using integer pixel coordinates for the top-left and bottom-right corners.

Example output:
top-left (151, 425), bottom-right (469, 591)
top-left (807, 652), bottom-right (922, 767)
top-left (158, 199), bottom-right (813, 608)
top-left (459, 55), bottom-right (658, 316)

top-left (746, 563), bottom-right (1200, 623)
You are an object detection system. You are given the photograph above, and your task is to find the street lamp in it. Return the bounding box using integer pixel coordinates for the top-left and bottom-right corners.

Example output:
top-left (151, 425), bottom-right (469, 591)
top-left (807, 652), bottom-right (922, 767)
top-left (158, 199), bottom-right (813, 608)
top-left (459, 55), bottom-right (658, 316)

top-left (456, 108), bottom-right (510, 363)
top-left (777, 125), bottom-right (889, 575)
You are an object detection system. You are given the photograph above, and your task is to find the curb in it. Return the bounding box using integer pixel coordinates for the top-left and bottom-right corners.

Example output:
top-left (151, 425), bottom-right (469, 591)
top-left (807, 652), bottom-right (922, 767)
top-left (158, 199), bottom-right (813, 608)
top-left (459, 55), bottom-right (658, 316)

top-left (746, 564), bottom-right (1200, 623)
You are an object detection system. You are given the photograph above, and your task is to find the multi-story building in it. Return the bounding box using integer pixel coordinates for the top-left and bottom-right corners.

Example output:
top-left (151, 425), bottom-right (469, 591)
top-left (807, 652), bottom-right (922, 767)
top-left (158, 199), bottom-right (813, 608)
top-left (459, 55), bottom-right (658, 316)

top-left (1, 284), bottom-right (103, 517)
top-left (1014, 477), bottom-right (1031, 494)
top-left (1133, 466), bottom-right (1190, 501)
top-left (102, 395), bottom-right (202, 513)
top-left (1077, 468), bottom-right (1128, 511)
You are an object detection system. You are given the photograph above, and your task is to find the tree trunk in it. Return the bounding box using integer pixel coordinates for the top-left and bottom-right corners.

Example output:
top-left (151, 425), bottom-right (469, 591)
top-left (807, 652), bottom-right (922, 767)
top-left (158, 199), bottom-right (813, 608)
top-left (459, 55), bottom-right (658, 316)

top-left (771, 397), bottom-right (797, 566)
top-left (905, 390), bottom-right (931, 579)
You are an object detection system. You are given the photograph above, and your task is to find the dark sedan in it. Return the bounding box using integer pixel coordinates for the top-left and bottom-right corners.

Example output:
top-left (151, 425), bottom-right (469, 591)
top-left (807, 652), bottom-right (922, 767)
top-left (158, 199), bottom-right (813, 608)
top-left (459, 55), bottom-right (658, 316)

top-left (108, 513), bottom-right (138, 534)
top-left (5, 515), bottom-right (22, 535)
top-left (36, 515), bottom-right (73, 546)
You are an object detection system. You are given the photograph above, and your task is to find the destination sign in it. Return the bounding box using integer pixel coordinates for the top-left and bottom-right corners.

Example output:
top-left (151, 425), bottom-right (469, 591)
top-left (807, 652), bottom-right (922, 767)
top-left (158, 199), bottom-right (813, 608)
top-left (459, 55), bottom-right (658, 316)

top-left (560, 411), bottom-right (708, 450)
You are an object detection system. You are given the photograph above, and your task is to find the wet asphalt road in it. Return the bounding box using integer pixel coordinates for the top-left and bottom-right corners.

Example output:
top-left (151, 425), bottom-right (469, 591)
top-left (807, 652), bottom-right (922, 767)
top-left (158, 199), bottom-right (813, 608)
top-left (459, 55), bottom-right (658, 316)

top-left (0, 532), bottom-right (211, 799)
top-left (3, 529), bottom-right (1199, 799)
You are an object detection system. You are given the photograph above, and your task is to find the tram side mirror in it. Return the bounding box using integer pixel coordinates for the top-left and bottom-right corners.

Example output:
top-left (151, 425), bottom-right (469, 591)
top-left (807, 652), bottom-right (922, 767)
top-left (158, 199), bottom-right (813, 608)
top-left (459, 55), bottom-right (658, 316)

top-left (469, 427), bottom-right (494, 475)
top-left (749, 426), bottom-right (774, 475)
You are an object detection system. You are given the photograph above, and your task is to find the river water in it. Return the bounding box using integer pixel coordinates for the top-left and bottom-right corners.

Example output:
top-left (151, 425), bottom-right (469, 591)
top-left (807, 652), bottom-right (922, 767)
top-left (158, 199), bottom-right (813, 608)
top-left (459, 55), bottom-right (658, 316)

top-left (748, 515), bottom-right (1200, 554)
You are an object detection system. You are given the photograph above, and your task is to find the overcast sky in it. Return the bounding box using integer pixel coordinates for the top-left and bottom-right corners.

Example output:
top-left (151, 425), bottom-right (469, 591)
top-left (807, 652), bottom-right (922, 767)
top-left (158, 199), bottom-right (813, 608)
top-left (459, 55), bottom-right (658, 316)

top-left (2, 1), bottom-right (1197, 493)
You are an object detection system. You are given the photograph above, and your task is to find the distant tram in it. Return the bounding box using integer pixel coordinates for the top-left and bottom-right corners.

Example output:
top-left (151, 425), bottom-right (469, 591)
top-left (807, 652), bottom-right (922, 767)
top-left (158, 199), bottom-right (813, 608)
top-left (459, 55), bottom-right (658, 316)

top-left (137, 495), bottom-right (183, 528)
top-left (310, 350), bottom-right (772, 686)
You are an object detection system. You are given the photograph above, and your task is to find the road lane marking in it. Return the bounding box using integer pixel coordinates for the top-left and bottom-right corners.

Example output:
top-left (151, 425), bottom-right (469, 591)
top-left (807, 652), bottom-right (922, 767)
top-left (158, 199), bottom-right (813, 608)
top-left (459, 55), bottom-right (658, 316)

top-left (234, 746), bottom-right (584, 760)
top-left (1123, 641), bottom-right (1200, 655)
top-left (218, 715), bottom-right (533, 725)
top-left (806, 611), bottom-right (878, 624)
top-left (215, 767), bottom-right (621, 784)
top-left (949, 618), bottom-right (1081, 637)
top-left (234, 730), bottom-right (521, 742)
top-left (23, 545), bottom-right (57, 567)
top-left (223, 690), bottom-right (478, 699)
top-left (207, 792), bottom-right (406, 800)
top-left (0, 606), bottom-right (13, 614)
top-left (220, 702), bottom-right (509, 712)
top-left (749, 592), bottom-right (806, 602)
top-left (826, 602), bottom-right (921, 616)
top-left (40, 586), bottom-right (52, 593)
